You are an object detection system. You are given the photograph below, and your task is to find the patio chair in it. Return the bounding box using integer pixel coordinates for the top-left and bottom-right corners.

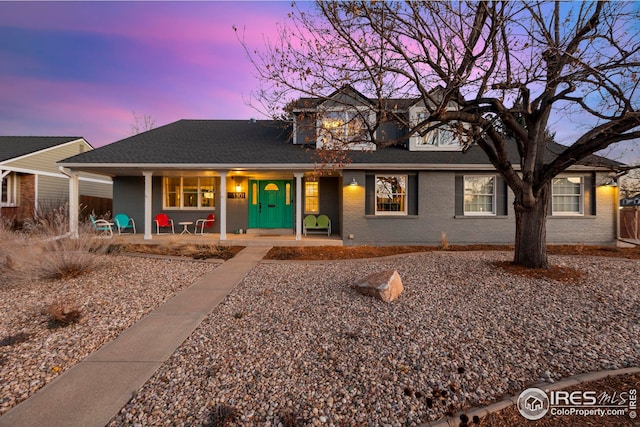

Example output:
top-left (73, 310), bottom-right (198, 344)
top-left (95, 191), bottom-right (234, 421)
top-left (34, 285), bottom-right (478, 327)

top-left (195, 213), bottom-right (216, 235)
top-left (154, 213), bottom-right (175, 235)
top-left (89, 214), bottom-right (113, 238)
top-left (316, 214), bottom-right (331, 237)
top-left (113, 213), bottom-right (136, 235)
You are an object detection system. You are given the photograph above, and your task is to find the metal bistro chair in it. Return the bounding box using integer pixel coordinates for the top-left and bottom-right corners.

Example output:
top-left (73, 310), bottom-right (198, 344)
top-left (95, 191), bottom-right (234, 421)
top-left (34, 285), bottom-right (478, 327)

top-left (154, 213), bottom-right (175, 235)
top-left (89, 214), bottom-right (113, 238)
top-left (113, 213), bottom-right (136, 235)
top-left (195, 213), bottom-right (216, 235)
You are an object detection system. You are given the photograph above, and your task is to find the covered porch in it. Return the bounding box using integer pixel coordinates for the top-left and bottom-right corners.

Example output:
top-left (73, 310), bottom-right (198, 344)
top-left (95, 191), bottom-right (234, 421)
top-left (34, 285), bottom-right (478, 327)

top-left (64, 167), bottom-right (343, 244)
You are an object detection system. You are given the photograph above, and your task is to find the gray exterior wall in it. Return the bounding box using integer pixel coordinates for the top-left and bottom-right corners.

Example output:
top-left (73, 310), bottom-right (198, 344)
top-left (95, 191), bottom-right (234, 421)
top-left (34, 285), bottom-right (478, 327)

top-left (342, 170), bottom-right (616, 246)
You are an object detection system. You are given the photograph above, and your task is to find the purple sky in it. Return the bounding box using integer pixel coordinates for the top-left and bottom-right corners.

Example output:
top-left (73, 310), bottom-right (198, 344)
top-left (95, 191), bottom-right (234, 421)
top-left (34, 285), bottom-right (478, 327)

top-left (0, 1), bottom-right (294, 147)
top-left (0, 1), bottom-right (636, 162)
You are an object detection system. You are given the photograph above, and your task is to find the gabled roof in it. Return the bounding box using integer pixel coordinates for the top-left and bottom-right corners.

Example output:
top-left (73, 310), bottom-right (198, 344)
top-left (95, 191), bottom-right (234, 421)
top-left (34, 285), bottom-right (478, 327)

top-left (0, 136), bottom-right (86, 163)
top-left (59, 119), bottom-right (621, 175)
top-left (291, 84), bottom-right (444, 112)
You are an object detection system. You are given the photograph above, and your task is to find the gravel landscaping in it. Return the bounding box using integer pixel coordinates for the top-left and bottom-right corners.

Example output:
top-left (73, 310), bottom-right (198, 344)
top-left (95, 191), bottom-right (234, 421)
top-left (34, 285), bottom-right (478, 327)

top-left (100, 251), bottom-right (639, 426)
top-left (0, 255), bottom-right (218, 416)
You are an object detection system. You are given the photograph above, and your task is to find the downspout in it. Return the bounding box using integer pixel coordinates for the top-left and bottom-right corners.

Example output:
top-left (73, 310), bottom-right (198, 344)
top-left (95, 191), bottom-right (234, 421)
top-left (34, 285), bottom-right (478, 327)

top-left (59, 166), bottom-right (79, 239)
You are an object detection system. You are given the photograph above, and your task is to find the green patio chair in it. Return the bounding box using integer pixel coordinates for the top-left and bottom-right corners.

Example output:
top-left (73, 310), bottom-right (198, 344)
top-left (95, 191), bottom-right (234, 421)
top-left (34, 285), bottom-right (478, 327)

top-left (303, 215), bottom-right (317, 236)
top-left (113, 213), bottom-right (136, 235)
top-left (316, 214), bottom-right (331, 236)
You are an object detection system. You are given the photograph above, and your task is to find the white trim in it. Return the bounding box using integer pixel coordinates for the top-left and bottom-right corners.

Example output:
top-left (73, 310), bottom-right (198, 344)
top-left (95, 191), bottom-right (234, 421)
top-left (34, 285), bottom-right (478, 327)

top-left (551, 175), bottom-right (584, 216)
top-left (463, 175), bottom-right (497, 216)
top-left (374, 174), bottom-right (408, 216)
top-left (0, 138), bottom-right (90, 166)
top-left (59, 162), bottom-right (611, 172)
top-left (143, 171), bottom-right (153, 240)
top-left (0, 165), bottom-right (112, 184)
top-left (219, 171), bottom-right (227, 240)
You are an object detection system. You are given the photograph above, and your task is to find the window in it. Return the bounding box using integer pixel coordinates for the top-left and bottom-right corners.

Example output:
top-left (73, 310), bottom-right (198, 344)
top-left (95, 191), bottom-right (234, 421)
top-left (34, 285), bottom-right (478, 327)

top-left (318, 110), bottom-right (371, 148)
top-left (1, 173), bottom-right (17, 207)
top-left (305, 181), bottom-right (319, 214)
top-left (552, 177), bottom-right (583, 215)
top-left (163, 177), bottom-right (215, 209)
top-left (375, 175), bottom-right (407, 215)
top-left (418, 125), bottom-right (458, 148)
top-left (464, 176), bottom-right (495, 215)
top-left (410, 110), bottom-right (463, 151)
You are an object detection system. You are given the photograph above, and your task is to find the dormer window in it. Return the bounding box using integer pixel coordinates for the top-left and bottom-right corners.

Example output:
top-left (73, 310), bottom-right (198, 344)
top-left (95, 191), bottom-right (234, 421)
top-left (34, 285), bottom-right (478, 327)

top-left (409, 107), bottom-right (464, 151)
top-left (317, 108), bottom-right (375, 150)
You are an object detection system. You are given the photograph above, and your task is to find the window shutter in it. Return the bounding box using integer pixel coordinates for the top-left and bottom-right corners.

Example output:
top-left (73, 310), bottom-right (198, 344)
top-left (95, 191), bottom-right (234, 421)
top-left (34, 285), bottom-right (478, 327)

top-left (455, 175), bottom-right (464, 216)
top-left (495, 175), bottom-right (508, 216)
top-left (584, 173), bottom-right (595, 215)
top-left (408, 174), bottom-right (418, 215)
top-left (365, 174), bottom-right (375, 215)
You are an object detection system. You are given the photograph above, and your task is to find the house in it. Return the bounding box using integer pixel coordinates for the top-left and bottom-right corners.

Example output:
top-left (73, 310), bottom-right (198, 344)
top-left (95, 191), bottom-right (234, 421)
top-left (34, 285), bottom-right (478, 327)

top-left (0, 136), bottom-right (112, 222)
top-left (58, 87), bottom-right (620, 245)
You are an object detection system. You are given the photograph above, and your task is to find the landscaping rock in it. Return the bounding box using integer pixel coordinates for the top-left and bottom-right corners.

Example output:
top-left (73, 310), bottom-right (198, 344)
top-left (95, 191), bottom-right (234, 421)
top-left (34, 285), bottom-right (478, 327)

top-left (353, 269), bottom-right (404, 302)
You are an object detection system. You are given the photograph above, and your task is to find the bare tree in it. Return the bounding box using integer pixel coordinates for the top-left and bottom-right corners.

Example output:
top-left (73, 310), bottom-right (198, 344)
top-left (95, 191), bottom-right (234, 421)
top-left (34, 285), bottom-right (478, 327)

top-left (239, 1), bottom-right (640, 268)
top-left (131, 112), bottom-right (156, 135)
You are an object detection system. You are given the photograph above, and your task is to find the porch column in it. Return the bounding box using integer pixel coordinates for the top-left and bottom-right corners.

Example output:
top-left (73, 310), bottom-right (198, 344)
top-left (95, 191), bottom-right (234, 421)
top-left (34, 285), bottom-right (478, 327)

top-left (68, 170), bottom-right (80, 239)
top-left (219, 171), bottom-right (227, 240)
top-left (143, 171), bottom-right (153, 240)
top-left (294, 172), bottom-right (304, 240)
top-left (0, 170), bottom-right (8, 218)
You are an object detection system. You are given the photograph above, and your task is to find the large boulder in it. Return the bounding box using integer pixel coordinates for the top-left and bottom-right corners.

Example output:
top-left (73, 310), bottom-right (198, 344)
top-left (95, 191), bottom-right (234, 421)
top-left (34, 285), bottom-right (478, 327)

top-left (353, 270), bottom-right (404, 302)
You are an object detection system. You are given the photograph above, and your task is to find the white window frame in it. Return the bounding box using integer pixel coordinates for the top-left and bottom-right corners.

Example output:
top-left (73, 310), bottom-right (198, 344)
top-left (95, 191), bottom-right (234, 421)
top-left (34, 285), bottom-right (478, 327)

top-left (304, 181), bottom-right (319, 214)
top-left (375, 174), bottom-right (408, 216)
top-left (162, 177), bottom-right (216, 210)
top-left (464, 175), bottom-right (496, 216)
top-left (1, 172), bottom-right (18, 207)
top-left (409, 108), bottom-right (464, 151)
top-left (317, 107), bottom-right (375, 150)
top-left (551, 176), bottom-right (584, 216)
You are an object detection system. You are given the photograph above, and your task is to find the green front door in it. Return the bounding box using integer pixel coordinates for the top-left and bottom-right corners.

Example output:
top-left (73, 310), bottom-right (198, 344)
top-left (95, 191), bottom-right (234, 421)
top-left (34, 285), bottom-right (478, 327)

top-left (248, 180), bottom-right (293, 229)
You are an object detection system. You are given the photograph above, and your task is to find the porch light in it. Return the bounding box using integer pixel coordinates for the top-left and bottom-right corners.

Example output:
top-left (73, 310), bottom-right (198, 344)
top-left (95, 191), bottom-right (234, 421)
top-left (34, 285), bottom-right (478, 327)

top-left (350, 177), bottom-right (358, 186)
top-left (605, 178), bottom-right (617, 187)
top-left (235, 183), bottom-right (242, 192)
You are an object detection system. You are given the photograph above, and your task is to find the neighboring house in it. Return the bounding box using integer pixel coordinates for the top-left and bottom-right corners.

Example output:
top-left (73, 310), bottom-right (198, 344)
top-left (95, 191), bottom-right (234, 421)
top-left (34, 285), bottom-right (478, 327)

top-left (58, 87), bottom-right (621, 244)
top-left (0, 137), bottom-right (112, 222)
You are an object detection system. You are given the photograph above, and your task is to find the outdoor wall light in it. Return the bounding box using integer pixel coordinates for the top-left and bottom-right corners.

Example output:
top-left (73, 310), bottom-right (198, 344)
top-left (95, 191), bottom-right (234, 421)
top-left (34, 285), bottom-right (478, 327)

top-left (350, 177), bottom-right (358, 186)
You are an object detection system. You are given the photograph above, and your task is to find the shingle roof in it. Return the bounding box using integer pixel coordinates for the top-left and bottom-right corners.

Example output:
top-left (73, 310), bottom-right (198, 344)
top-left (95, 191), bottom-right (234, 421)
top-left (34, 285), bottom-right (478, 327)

top-left (59, 119), bottom-right (621, 170)
top-left (0, 136), bottom-right (84, 163)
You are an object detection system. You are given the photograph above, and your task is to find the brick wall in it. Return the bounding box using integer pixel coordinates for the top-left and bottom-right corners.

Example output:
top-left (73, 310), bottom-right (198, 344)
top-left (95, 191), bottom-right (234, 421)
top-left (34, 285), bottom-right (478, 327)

top-left (341, 170), bottom-right (616, 246)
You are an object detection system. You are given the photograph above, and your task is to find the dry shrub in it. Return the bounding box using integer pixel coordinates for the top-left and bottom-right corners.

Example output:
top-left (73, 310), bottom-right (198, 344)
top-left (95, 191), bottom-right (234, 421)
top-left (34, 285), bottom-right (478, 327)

top-left (0, 203), bottom-right (109, 285)
top-left (37, 233), bottom-right (107, 280)
top-left (439, 231), bottom-right (449, 250)
top-left (204, 404), bottom-right (238, 427)
top-left (43, 299), bottom-right (83, 328)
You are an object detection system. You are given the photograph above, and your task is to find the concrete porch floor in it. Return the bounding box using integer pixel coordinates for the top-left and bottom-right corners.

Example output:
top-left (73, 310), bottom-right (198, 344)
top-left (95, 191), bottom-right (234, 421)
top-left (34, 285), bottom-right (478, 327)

top-left (109, 232), bottom-right (343, 247)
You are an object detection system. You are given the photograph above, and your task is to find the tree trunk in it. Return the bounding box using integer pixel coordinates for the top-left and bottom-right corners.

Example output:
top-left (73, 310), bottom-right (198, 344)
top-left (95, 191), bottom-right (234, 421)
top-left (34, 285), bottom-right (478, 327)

top-left (513, 183), bottom-right (550, 269)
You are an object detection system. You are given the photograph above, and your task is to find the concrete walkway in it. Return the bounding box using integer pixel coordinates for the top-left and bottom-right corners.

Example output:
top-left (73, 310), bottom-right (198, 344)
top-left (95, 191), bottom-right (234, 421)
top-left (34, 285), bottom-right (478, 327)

top-left (0, 246), bottom-right (272, 427)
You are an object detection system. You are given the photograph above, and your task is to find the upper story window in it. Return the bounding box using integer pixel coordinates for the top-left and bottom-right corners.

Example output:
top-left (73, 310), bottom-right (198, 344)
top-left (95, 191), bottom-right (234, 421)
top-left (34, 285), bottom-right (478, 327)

top-left (163, 177), bottom-right (215, 210)
top-left (552, 176), bottom-right (583, 215)
top-left (317, 109), bottom-right (375, 150)
top-left (375, 174), bottom-right (407, 215)
top-left (408, 108), bottom-right (464, 151)
top-left (1, 172), bottom-right (17, 207)
top-left (464, 175), bottom-right (496, 215)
